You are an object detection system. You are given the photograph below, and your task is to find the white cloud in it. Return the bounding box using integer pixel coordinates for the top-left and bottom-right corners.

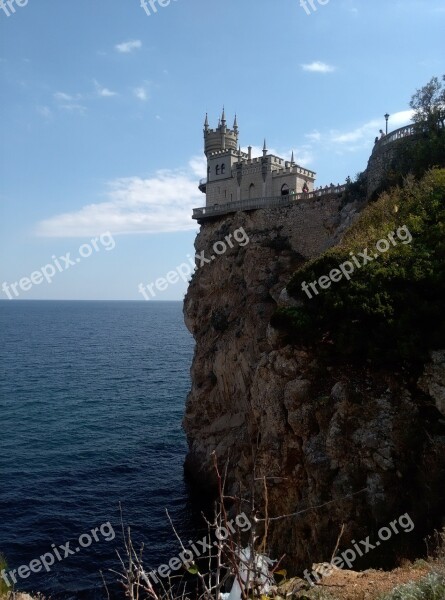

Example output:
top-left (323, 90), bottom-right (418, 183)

top-left (305, 130), bottom-right (321, 142)
top-left (54, 92), bottom-right (77, 102)
top-left (53, 91), bottom-right (87, 113)
top-left (389, 109), bottom-right (415, 128)
top-left (134, 87), bottom-right (148, 101)
top-left (241, 145), bottom-right (314, 167)
top-left (36, 106), bottom-right (52, 119)
top-left (330, 119), bottom-right (381, 144)
top-left (94, 80), bottom-right (117, 97)
top-left (304, 110), bottom-right (415, 153)
top-left (188, 156), bottom-right (207, 178)
top-left (301, 61), bottom-right (336, 73)
top-left (36, 164), bottom-right (203, 237)
top-left (115, 40), bottom-right (142, 53)
top-left (330, 110), bottom-right (414, 145)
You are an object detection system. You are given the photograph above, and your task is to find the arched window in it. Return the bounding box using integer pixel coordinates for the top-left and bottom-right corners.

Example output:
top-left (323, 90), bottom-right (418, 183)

top-left (216, 165), bottom-right (220, 175)
top-left (248, 183), bottom-right (255, 199)
top-left (281, 184), bottom-right (290, 196)
top-left (221, 164), bottom-right (226, 174)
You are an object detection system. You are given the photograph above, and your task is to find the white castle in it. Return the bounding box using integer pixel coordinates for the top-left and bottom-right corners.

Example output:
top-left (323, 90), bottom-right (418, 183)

top-left (198, 109), bottom-right (316, 209)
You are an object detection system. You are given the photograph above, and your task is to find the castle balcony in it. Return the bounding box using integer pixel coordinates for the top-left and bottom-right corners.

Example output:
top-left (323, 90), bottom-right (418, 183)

top-left (198, 178), bottom-right (207, 193)
top-left (192, 186), bottom-right (347, 222)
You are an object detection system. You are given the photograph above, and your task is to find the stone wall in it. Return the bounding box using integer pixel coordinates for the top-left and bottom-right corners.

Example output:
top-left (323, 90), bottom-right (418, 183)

top-left (366, 134), bottom-right (419, 198)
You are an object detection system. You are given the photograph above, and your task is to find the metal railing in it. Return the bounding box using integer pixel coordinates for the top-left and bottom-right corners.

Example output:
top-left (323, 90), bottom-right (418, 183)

top-left (192, 185), bottom-right (347, 220)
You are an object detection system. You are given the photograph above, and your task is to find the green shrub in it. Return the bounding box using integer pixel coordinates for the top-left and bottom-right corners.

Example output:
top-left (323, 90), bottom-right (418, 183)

top-left (379, 572), bottom-right (445, 600)
top-left (0, 554), bottom-right (9, 597)
top-left (275, 169), bottom-right (445, 366)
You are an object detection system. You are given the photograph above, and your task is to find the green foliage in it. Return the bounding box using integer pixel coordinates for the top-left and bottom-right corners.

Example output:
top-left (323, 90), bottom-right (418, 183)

top-left (0, 553), bottom-right (9, 597)
top-left (410, 75), bottom-right (445, 130)
top-left (386, 129), bottom-right (445, 187)
top-left (376, 75), bottom-right (445, 194)
top-left (277, 169), bottom-right (445, 366)
top-left (341, 171), bottom-right (368, 205)
top-left (379, 572), bottom-right (445, 600)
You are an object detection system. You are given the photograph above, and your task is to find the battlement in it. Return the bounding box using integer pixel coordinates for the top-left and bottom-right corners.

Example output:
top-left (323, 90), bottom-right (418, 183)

top-left (200, 110), bottom-right (317, 209)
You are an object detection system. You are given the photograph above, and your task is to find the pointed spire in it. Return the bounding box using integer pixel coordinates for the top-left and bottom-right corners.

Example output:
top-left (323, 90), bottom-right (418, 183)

top-left (263, 139), bottom-right (267, 156)
top-left (290, 151), bottom-right (294, 165)
top-left (221, 106), bottom-right (226, 123)
top-left (233, 113), bottom-right (238, 129)
top-left (204, 113), bottom-right (209, 132)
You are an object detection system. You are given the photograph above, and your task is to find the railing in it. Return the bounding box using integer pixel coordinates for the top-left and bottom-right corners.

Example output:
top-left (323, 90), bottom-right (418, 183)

top-left (192, 185), bottom-right (347, 220)
top-left (372, 121), bottom-right (445, 154)
top-left (372, 124), bottom-right (416, 153)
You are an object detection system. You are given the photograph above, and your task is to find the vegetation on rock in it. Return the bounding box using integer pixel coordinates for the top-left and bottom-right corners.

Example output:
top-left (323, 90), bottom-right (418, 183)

top-left (273, 168), bottom-right (445, 366)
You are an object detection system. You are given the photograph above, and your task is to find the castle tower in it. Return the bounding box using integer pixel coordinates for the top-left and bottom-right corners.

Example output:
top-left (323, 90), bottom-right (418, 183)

top-left (204, 109), bottom-right (239, 157)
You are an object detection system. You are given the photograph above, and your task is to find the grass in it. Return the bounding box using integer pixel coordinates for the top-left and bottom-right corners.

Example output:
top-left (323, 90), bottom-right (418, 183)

top-left (378, 572), bottom-right (445, 600)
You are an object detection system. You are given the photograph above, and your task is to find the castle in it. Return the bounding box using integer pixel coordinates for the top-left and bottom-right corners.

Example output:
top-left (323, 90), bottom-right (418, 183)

top-left (199, 109), bottom-right (316, 207)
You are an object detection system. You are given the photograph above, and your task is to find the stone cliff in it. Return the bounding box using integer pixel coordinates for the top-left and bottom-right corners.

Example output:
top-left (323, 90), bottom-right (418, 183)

top-left (183, 195), bottom-right (445, 572)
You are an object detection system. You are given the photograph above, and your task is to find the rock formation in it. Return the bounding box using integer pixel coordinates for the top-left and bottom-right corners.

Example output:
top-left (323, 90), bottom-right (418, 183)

top-left (183, 196), bottom-right (445, 571)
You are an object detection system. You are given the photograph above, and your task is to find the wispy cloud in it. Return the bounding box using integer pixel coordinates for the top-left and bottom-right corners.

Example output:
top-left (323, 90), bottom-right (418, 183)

top-left (115, 40), bottom-right (142, 54)
top-left (53, 91), bottom-right (87, 114)
top-left (94, 80), bottom-right (117, 98)
top-left (35, 157), bottom-right (206, 237)
top-left (301, 61), bottom-right (336, 73)
top-left (188, 155), bottom-right (207, 178)
top-left (305, 130), bottom-right (321, 142)
top-left (54, 91), bottom-right (80, 102)
top-left (304, 109), bottom-right (414, 153)
top-left (36, 106), bottom-right (52, 119)
top-left (134, 87), bottom-right (148, 101)
top-left (242, 145), bottom-right (314, 167)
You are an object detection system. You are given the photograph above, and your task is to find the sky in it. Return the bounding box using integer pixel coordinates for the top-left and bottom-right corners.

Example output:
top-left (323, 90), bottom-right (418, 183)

top-left (0, 0), bottom-right (444, 301)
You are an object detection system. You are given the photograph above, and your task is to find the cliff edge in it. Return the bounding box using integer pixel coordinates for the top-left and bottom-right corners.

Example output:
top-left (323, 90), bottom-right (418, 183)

top-left (183, 176), bottom-right (445, 572)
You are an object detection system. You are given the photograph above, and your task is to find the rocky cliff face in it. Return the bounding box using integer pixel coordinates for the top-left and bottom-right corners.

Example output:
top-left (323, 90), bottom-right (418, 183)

top-left (183, 198), bottom-right (445, 571)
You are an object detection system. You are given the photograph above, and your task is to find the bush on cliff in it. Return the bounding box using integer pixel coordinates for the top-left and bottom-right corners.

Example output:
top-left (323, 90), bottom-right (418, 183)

top-left (272, 169), bottom-right (445, 366)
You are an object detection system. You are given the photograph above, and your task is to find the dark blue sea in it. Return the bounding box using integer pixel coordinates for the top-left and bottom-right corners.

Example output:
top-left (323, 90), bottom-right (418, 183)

top-left (0, 301), bottom-right (201, 599)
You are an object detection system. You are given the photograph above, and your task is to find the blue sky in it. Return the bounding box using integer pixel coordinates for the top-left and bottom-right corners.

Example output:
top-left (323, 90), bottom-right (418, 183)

top-left (0, 0), bottom-right (444, 300)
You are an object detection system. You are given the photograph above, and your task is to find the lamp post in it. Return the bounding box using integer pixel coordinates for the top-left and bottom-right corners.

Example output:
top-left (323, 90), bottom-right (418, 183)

top-left (384, 113), bottom-right (390, 135)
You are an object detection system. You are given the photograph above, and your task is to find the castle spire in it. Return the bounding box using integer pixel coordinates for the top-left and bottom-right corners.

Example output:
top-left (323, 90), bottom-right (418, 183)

top-left (204, 113), bottom-right (209, 131)
top-left (263, 139), bottom-right (267, 156)
top-left (221, 106), bottom-right (226, 124)
top-left (233, 113), bottom-right (238, 129)
top-left (290, 150), bottom-right (294, 165)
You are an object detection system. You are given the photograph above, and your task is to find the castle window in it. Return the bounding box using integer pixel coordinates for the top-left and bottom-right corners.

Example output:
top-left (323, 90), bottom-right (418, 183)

top-left (281, 184), bottom-right (290, 197)
top-left (248, 183), bottom-right (255, 199)
top-left (221, 164), bottom-right (226, 174)
top-left (216, 165), bottom-right (220, 175)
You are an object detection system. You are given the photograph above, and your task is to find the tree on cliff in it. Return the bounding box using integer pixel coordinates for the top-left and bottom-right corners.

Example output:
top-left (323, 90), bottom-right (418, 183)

top-left (410, 75), bottom-right (445, 132)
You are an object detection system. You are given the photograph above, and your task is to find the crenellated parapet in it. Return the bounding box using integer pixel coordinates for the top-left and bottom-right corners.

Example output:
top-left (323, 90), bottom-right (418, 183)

top-left (200, 111), bottom-right (317, 209)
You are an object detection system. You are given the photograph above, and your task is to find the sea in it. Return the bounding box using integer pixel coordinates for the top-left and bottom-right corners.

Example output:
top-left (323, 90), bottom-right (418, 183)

top-left (0, 301), bottom-right (203, 599)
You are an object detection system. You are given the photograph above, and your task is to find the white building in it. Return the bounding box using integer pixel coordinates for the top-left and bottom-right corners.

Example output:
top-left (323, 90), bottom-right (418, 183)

top-left (200, 109), bottom-right (316, 207)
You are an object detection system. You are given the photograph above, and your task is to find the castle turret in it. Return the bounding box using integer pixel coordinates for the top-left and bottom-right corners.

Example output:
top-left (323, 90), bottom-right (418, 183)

top-left (204, 110), bottom-right (239, 157)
